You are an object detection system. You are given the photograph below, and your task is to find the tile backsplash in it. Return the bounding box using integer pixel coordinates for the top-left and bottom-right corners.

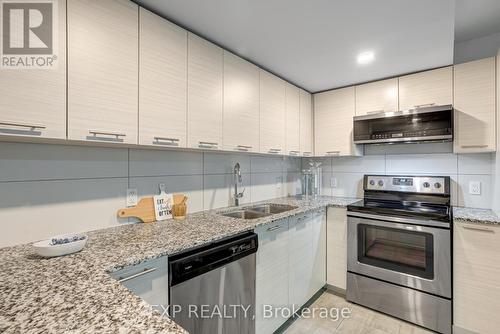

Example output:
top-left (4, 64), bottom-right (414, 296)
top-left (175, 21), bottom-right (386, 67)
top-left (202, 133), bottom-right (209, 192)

top-left (0, 142), bottom-right (301, 247)
top-left (0, 141), bottom-right (495, 247)
top-left (304, 151), bottom-right (494, 210)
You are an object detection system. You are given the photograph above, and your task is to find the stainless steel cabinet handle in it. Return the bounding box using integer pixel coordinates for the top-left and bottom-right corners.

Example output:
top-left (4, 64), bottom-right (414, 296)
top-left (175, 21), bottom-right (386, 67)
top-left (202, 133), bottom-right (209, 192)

top-left (118, 267), bottom-right (157, 283)
top-left (303, 152), bottom-right (312, 156)
top-left (326, 151), bottom-right (340, 156)
top-left (367, 110), bottom-right (385, 115)
top-left (199, 141), bottom-right (218, 147)
top-left (236, 145), bottom-right (252, 151)
top-left (154, 137), bottom-right (180, 146)
top-left (289, 151), bottom-right (299, 156)
top-left (0, 121), bottom-right (46, 130)
top-left (413, 103), bottom-right (436, 108)
top-left (460, 145), bottom-right (488, 149)
top-left (89, 130), bottom-right (126, 140)
top-left (268, 148), bottom-right (281, 154)
top-left (267, 225), bottom-right (283, 232)
top-left (462, 225), bottom-right (495, 233)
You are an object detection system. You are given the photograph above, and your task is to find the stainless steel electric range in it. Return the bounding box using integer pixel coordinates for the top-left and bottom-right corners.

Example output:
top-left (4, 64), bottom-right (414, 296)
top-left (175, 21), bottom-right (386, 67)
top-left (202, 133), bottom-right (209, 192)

top-left (346, 175), bottom-right (452, 334)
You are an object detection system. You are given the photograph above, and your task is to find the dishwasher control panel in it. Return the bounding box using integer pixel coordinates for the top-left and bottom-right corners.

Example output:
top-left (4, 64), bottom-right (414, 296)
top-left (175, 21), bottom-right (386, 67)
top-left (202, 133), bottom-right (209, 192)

top-left (169, 232), bottom-right (258, 286)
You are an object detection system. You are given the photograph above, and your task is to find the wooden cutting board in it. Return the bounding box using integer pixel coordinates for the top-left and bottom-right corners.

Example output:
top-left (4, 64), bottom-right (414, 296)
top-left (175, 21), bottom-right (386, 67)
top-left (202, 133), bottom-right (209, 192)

top-left (117, 194), bottom-right (185, 223)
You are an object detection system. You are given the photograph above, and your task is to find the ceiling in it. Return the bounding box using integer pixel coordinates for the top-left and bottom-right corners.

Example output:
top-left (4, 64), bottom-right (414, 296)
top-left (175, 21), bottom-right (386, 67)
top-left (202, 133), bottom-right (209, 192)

top-left (454, 0), bottom-right (500, 43)
top-left (137, 0), bottom-right (456, 92)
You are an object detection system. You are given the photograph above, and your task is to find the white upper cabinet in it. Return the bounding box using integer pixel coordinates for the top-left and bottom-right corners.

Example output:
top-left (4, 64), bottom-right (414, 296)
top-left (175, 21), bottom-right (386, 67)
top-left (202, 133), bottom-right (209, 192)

top-left (187, 34), bottom-right (223, 150)
top-left (355, 78), bottom-right (398, 116)
top-left (454, 57), bottom-right (496, 153)
top-left (314, 87), bottom-right (362, 156)
top-left (285, 84), bottom-right (300, 156)
top-left (68, 0), bottom-right (138, 144)
top-left (139, 8), bottom-right (187, 148)
top-left (223, 52), bottom-right (260, 152)
top-left (399, 66), bottom-right (453, 110)
top-left (299, 89), bottom-right (313, 156)
top-left (0, 0), bottom-right (66, 140)
top-left (260, 70), bottom-right (286, 154)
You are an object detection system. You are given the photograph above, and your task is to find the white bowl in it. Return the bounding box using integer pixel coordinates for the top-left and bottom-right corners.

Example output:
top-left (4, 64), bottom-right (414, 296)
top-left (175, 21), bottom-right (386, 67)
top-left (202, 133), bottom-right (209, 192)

top-left (33, 234), bottom-right (88, 258)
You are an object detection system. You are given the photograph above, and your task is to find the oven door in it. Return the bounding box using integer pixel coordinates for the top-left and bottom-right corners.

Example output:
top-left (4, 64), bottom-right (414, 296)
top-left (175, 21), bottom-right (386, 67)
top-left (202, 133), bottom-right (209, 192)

top-left (347, 215), bottom-right (451, 298)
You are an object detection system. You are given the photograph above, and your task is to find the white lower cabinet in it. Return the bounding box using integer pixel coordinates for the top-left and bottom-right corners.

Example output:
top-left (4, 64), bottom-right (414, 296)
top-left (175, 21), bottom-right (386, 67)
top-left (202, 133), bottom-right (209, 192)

top-left (256, 210), bottom-right (326, 334)
top-left (256, 219), bottom-right (290, 334)
top-left (310, 210), bottom-right (327, 296)
top-left (110, 255), bottom-right (169, 313)
top-left (326, 207), bottom-right (347, 290)
top-left (289, 214), bottom-right (313, 310)
top-left (453, 222), bottom-right (500, 334)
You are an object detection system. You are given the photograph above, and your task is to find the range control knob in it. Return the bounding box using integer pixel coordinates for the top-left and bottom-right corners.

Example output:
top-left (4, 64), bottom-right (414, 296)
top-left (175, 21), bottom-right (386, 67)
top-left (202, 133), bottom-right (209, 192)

top-left (378, 180), bottom-right (384, 187)
top-left (423, 182), bottom-right (430, 188)
top-left (369, 180), bottom-right (376, 186)
top-left (434, 182), bottom-right (442, 189)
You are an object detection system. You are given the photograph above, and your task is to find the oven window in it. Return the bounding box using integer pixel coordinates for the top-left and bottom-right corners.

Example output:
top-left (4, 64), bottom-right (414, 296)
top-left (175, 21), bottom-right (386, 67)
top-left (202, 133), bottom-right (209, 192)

top-left (357, 224), bottom-right (434, 279)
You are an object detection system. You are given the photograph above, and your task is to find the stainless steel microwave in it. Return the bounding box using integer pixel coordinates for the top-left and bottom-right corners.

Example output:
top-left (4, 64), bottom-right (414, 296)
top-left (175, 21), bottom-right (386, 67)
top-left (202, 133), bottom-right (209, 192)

top-left (353, 104), bottom-right (453, 145)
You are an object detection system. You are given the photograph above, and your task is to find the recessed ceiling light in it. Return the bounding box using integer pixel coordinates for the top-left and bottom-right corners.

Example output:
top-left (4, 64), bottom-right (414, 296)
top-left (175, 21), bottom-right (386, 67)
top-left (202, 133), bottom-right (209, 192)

top-left (357, 51), bottom-right (375, 65)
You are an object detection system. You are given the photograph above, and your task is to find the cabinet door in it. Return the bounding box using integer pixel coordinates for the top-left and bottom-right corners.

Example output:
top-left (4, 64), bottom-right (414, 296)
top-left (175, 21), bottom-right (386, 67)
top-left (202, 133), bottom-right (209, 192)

top-left (314, 87), bottom-right (361, 156)
top-left (289, 214), bottom-right (313, 310)
top-left (223, 52), bottom-right (260, 152)
top-left (260, 70), bottom-right (286, 154)
top-left (398, 67), bottom-right (453, 110)
top-left (454, 223), bottom-right (500, 334)
top-left (355, 78), bottom-right (398, 116)
top-left (256, 219), bottom-right (289, 334)
top-left (139, 8), bottom-right (187, 147)
top-left (454, 57), bottom-right (496, 153)
top-left (299, 89), bottom-right (313, 157)
top-left (285, 84), bottom-right (300, 156)
top-left (326, 207), bottom-right (347, 290)
top-left (68, 0), bottom-right (138, 144)
top-left (110, 255), bottom-right (168, 313)
top-left (310, 210), bottom-right (327, 296)
top-left (0, 0), bottom-right (66, 140)
top-left (187, 33), bottom-right (223, 150)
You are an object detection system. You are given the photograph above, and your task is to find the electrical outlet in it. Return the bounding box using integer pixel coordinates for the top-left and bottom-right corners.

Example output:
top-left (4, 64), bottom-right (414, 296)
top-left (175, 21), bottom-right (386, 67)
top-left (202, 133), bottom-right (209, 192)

top-left (331, 177), bottom-right (338, 188)
top-left (469, 181), bottom-right (481, 195)
top-left (126, 188), bottom-right (138, 207)
top-left (276, 176), bottom-right (282, 189)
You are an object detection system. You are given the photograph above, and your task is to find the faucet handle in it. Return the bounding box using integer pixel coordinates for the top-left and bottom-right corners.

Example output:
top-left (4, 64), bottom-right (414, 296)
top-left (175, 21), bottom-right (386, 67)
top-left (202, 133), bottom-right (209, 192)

top-left (237, 187), bottom-right (245, 198)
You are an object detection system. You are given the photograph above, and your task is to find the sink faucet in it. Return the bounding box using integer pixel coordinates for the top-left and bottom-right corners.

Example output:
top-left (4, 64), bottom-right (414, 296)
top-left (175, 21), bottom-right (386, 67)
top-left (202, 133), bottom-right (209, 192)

top-left (233, 163), bottom-right (245, 206)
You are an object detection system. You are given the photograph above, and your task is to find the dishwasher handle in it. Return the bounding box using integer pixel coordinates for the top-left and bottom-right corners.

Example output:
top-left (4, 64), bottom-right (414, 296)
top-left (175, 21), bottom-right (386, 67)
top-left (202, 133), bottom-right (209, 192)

top-left (169, 232), bottom-right (258, 287)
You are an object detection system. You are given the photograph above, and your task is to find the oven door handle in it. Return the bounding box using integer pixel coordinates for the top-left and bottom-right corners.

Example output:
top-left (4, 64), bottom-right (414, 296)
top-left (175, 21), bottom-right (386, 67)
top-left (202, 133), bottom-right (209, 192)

top-left (347, 211), bottom-right (450, 229)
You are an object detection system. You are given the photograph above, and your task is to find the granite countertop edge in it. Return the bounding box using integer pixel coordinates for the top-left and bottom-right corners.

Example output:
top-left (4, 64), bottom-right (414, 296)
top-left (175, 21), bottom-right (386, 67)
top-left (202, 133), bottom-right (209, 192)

top-left (0, 195), bottom-right (359, 334)
top-left (453, 206), bottom-right (500, 226)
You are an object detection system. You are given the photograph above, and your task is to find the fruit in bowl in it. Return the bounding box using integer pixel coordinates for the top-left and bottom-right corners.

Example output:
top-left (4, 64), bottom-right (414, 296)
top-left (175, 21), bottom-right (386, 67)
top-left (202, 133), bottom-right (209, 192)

top-left (33, 234), bottom-right (88, 258)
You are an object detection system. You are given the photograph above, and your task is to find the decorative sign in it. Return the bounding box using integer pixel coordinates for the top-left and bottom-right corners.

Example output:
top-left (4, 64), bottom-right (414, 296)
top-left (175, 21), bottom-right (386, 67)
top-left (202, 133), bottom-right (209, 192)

top-left (154, 184), bottom-right (173, 221)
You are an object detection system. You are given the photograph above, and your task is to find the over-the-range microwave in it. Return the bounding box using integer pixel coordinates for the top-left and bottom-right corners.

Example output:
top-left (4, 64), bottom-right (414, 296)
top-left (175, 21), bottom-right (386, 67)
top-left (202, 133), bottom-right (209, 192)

top-left (353, 104), bottom-right (453, 145)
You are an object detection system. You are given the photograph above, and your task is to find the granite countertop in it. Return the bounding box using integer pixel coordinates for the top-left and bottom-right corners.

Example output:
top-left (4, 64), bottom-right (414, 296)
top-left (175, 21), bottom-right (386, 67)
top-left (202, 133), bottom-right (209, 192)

top-left (0, 196), bottom-right (358, 334)
top-left (453, 207), bottom-right (500, 225)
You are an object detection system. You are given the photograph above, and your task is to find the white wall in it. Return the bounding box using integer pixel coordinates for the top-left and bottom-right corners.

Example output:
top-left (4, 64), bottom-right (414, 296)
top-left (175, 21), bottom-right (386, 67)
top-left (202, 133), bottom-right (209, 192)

top-left (454, 31), bottom-right (500, 64)
top-left (0, 142), bottom-right (301, 248)
top-left (304, 143), bottom-right (494, 210)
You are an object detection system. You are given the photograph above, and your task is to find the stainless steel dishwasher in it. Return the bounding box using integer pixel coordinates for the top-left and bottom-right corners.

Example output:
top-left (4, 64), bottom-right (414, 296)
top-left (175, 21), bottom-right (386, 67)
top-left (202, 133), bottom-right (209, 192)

top-left (169, 232), bottom-right (258, 334)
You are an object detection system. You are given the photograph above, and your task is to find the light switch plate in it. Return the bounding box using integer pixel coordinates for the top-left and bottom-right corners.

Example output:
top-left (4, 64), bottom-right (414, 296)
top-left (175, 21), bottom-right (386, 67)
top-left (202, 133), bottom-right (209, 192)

top-left (126, 188), bottom-right (138, 207)
top-left (468, 181), bottom-right (481, 195)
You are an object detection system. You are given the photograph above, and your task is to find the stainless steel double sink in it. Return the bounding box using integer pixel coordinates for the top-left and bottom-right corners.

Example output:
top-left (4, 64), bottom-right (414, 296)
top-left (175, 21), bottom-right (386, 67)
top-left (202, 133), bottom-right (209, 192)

top-left (219, 204), bottom-right (298, 220)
